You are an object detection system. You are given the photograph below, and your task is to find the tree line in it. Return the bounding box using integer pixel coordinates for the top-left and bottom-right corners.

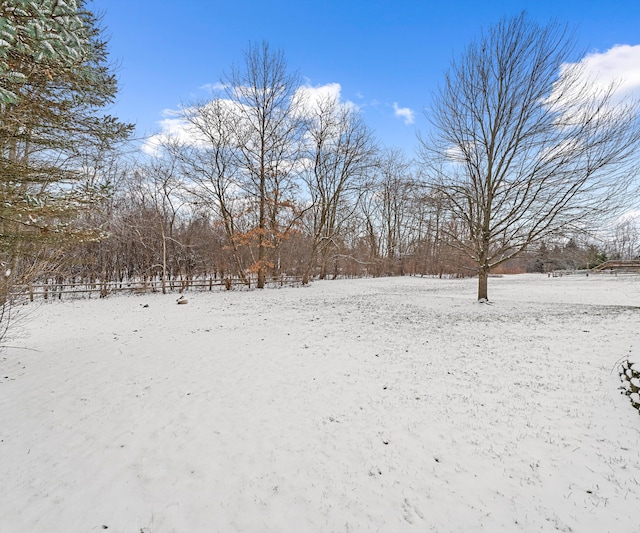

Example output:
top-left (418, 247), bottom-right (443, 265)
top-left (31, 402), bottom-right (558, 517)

top-left (67, 142), bottom-right (471, 290)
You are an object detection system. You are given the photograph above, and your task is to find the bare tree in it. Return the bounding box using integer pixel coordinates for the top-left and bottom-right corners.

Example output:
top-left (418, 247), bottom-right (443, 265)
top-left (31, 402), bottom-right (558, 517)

top-left (377, 149), bottom-right (418, 273)
top-left (610, 217), bottom-right (640, 260)
top-left (141, 158), bottom-right (187, 293)
top-left (301, 95), bottom-right (377, 283)
top-left (222, 42), bottom-right (305, 288)
top-left (168, 99), bottom-right (250, 284)
top-left (420, 13), bottom-right (640, 300)
top-left (355, 149), bottom-right (419, 276)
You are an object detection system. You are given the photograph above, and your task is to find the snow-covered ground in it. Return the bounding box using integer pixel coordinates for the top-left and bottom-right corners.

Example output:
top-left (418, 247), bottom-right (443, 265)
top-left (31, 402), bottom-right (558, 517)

top-left (1, 273), bottom-right (639, 533)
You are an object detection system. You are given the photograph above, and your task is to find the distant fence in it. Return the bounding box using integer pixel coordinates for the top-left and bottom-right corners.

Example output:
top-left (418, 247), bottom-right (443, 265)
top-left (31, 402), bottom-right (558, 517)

top-left (593, 260), bottom-right (640, 272)
top-left (13, 275), bottom-right (304, 301)
top-left (549, 269), bottom-right (640, 277)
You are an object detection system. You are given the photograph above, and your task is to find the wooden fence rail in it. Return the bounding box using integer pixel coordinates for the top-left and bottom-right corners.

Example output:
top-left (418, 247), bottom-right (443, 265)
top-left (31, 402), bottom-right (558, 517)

top-left (12, 276), bottom-right (304, 301)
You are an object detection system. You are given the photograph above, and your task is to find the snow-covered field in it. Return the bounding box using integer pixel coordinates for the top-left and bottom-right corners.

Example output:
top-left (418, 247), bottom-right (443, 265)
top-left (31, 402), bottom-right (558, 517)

top-left (1, 273), bottom-right (639, 533)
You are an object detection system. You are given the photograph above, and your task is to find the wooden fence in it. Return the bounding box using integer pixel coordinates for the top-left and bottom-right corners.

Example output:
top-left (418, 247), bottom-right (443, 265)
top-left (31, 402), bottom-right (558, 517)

top-left (13, 275), bottom-right (304, 301)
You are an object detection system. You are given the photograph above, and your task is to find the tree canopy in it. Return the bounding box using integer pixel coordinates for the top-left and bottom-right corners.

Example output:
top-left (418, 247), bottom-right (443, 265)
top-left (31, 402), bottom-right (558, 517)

top-left (0, 0), bottom-right (132, 255)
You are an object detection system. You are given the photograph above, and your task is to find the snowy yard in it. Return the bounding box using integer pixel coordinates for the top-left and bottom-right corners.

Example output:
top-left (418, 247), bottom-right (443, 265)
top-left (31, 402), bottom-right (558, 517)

top-left (0, 273), bottom-right (639, 533)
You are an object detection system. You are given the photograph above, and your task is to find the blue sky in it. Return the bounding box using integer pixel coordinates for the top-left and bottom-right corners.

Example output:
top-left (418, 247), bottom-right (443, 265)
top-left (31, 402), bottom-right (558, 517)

top-left (91, 0), bottom-right (640, 155)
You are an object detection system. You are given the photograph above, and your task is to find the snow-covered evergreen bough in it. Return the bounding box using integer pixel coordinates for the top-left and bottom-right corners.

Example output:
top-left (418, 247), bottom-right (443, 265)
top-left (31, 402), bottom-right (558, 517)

top-left (620, 358), bottom-right (640, 413)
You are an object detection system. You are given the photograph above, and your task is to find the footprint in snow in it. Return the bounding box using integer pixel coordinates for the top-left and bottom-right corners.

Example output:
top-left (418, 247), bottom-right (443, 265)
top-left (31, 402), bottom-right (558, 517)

top-left (402, 498), bottom-right (425, 524)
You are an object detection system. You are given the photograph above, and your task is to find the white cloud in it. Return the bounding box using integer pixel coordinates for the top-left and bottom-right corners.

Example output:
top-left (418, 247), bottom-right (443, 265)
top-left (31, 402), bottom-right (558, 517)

top-left (548, 44), bottom-right (640, 125)
top-left (295, 82), bottom-right (359, 116)
top-left (142, 83), bottom-right (358, 156)
top-left (140, 135), bottom-right (164, 157)
top-left (141, 108), bottom-right (206, 157)
top-left (577, 44), bottom-right (640, 100)
top-left (616, 209), bottom-right (640, 224)
top-left (198, 82), bottom-right (228, 93)
top-left (393, 102), bottom-right (415, 125)
top-left (298, 82), bottom-right (342, 103)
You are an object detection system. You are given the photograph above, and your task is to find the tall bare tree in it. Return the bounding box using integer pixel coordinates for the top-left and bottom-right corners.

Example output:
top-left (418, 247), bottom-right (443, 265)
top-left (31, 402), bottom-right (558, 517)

top-left (301, 95), bottom-right (376, 283)
top-left (136, 158), bottom-right (187, 294)
top-left (356, 149), bottom-right (419, 275)
top-left (168, 99), bottom-right (250, 284)
top-left (377, 149), bottom-right (417, 272)
top-left (222, 42), bottom-right (304, 288)
top-left (420, 13), bottom-right (640, 300)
